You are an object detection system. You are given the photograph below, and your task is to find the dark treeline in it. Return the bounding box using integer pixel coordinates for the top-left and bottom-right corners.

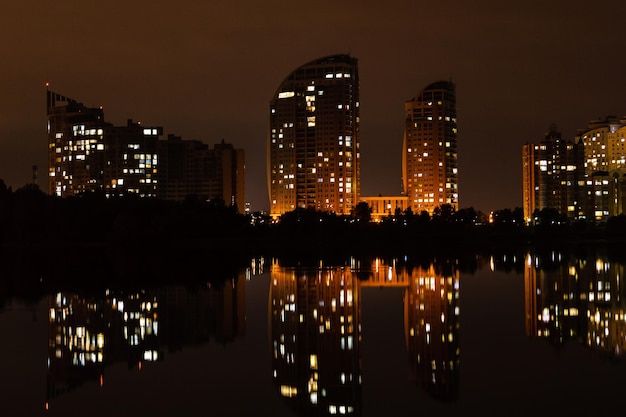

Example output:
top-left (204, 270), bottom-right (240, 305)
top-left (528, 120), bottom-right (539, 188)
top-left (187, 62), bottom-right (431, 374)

top-left (262, 204), bottom-right (626, 266)
top-left (2, 182), bottom-right (626, 254)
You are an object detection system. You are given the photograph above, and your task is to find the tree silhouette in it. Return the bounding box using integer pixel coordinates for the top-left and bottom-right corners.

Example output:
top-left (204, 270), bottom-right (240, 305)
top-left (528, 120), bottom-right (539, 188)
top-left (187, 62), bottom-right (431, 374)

top-left (352, 201), bottom-right (372, 223)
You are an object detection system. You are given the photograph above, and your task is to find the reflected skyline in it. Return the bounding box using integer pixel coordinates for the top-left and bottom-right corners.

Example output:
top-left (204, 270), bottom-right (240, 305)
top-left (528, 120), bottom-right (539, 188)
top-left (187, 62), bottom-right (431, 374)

top-left (4, 250), bottom-right (625, 414)
top-left (46, 274), bottom-right (247, 408)
top-left (268, 258), bottom-right (462, 415)
top-left (524, 253), bottom-right (626, 357)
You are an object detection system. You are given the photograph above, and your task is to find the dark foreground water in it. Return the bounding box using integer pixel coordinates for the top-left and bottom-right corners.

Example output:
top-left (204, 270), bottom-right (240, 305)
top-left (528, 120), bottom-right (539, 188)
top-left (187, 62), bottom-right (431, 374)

top-left (1, 250), bottom-right (625, 416)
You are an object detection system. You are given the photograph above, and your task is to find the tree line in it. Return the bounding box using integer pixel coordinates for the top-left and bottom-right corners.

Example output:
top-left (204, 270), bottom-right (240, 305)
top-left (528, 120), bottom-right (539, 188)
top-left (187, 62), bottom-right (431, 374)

top-left (1, 181), bottom-right (625, 251)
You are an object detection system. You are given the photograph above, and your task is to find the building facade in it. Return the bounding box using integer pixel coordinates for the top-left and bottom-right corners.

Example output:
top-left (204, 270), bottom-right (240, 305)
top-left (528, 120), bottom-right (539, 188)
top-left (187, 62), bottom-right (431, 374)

top-left (211, 140), bottom-right (246, 212)
top-left (158, 136), bottom-right (245, 212)
top-left (48, 89), bottom-right (245, 211)
top-left (157, 134), bottom-right (214, 202)
top-left (576, 116), bottom-right (626, 220)
top-left (358, 195), bottom-right (409, 221)
top-left (522, 125), bottom-right (585, 223)
top-left (402, 81), bottom-right (458, 215)
top-left (521, 143), bottom-right (536, 223)
top-left (522, 117), bottom-right (626, 222)
top-left (47, 90), bottom-right (161, 198)
top-left (268, 54), bottom-right (360, 218)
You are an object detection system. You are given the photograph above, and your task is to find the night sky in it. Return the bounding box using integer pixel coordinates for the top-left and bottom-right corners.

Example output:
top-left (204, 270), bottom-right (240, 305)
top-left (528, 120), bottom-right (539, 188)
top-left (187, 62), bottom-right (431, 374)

top-left (2, 0), bottom-right (625, 214)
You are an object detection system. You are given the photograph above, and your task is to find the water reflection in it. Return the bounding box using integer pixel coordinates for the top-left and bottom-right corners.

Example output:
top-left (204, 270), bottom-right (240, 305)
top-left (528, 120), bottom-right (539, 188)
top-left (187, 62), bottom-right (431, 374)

top-left (402, 262), bottom-right (460, 401)
top-left (35, 250), bottom-right (626, 414)
top-left (524, 253), bottom-right (626, 357)
top-left (269, 262), bottom-right (362, 416)
top-left (268, 258), bottom-right (461, 415)
top-left (354, 259), bottom-right (460, 401)
top-left (46, 273), bottom-right (247, 408)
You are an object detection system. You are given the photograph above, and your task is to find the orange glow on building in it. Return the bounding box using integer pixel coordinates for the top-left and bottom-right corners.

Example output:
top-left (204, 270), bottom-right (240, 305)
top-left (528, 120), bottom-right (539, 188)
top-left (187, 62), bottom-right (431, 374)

top-left (268, 55), bottom-right (360, 218)
top-left (402, 81), bottom-right (458, 215)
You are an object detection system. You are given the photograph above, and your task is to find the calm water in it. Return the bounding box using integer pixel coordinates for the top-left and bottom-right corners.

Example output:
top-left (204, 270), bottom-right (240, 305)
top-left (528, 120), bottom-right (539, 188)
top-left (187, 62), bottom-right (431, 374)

top-left (1, 250), bottom-right (626, 416)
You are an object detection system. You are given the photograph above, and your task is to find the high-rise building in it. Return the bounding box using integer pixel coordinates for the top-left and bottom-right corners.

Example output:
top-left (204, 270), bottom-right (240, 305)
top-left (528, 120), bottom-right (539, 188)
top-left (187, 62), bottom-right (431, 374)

top-left (47, 90), bottom-right (161, 197)
top-left (522, 117), bottom-right (626, 222)
top-left (157, 134), bottom-right (214, 201)
top-left (402, 81), bottom-right (458, 215)
top-left (521, 143), bottom-right (537, 223)
top-left (158, 136), bottom-right (245, 211)
top-left (577, 116), bottom-right (625, 174)
top-left (576, 116), bottom-right (626, 220)
top-left (47, 90), bottom-right (105, 196)
top-left (211, 140), bottom-right (245, 213)
top-left (47, 89), bottom-right (245, 211)
top-left (522, 125), bottom-right (585, 223)
top-left (268, 54), bottom-right (360, 218)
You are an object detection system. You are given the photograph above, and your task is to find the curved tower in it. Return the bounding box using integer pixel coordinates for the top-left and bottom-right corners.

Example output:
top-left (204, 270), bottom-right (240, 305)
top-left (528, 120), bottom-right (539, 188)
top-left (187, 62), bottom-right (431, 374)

top-left (268, 55), bottom-right (360, 218)
top-left (402, 81), bottom-right (458, 215)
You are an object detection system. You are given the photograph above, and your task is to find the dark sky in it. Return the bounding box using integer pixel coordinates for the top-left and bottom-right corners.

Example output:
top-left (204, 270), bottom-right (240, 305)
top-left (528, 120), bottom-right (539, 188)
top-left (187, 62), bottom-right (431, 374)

top-left (1, 0), bottom-right (625, 214)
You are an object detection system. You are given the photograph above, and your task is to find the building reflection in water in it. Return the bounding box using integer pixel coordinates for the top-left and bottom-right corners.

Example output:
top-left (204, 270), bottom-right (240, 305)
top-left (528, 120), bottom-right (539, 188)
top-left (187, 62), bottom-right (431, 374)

top-left (35, 251), bottom-right (626, 412)
top-left (46, 269), bottom-right (248, 408)
top-left (403, 262), bottom-right (460, 401)
top-left (269, 260), bottom-right (362, 416)
top-left (355, 258), bottom-right (460, 401)
top-left (524, 252), bottom-right (626, 357)
top-left (269, 257), bottom-right (461, 415)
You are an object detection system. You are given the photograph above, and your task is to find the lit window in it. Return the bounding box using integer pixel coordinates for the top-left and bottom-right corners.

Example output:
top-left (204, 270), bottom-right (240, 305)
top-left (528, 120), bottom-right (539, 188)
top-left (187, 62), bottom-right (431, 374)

top-left (278, 91), bottom-right (295, 99)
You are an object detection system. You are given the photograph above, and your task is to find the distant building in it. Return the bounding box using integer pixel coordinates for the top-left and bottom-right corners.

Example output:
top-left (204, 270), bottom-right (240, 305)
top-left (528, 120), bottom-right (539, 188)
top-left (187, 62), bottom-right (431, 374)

top-left (576, 116), bottom-right (626, 220)
top-left (157, 136), bottom-right (245, 212)
top-left (522, 124), bottom-right (585, 223)
top-left (47, 89), bottom-right (245, 211)
top-left (105, 121), bottom-right (161, 197)
top-left (402, 81), bottom-right (458, 215)
top-left (47, 90), bottom-right (161, 197)
top-left (157, 134), bottom-right (214, 201)
top-left (521, 143), bottom-right (536, 223)
top-left (358, 195), bottom-right (408, 222)
top-left (212, 140), bottom-right (245, 213)
top-left (268, 54), bottom-right (360, 218)
top-left (522, 117), bottom-right (626, 222)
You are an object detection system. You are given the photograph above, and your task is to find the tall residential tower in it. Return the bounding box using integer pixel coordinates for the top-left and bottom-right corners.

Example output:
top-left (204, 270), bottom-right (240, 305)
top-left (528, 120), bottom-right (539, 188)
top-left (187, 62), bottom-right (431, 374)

top-left (268, 55), bottom-right (360, 218)
top-left (521, 125), bottom-right (584, 223)
top-left (402, 81), bottom-right (458, 215)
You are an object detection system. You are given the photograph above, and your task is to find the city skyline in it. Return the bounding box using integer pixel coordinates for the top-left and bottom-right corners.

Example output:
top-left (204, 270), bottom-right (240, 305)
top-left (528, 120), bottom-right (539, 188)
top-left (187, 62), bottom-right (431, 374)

top-left (46, 90), bottom-right (246, 211)
top-left (1, 1), bottom-right (625, 214)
